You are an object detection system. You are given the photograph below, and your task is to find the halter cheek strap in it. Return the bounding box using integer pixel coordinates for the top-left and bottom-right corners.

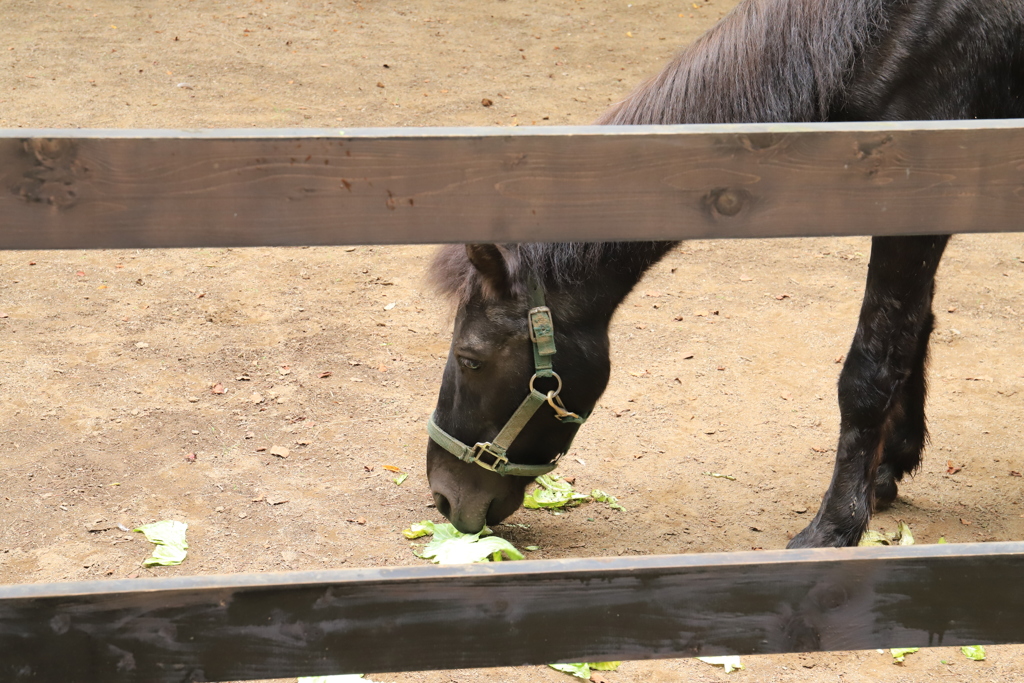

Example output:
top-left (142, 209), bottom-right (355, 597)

top-left (427, 275), bottom-right (588, 477)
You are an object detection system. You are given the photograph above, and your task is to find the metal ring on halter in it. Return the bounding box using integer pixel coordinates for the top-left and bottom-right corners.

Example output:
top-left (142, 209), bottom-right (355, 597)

top-left (529, 371), bottom-right (563, 398)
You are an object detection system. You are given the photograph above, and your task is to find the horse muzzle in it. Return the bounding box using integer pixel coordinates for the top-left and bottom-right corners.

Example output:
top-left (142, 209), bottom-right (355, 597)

top-left (426, 439), bottom-right (531, 534)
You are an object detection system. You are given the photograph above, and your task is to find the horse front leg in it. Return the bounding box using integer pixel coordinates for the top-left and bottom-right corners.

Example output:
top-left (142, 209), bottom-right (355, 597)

top-left (872, 307), bottom-right (932, 510)
top-left (788, 235), bottom-right (948, 548)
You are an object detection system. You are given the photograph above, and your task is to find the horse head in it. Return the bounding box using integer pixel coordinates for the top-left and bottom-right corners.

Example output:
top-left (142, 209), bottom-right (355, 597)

top-left (426, 243), bottom-right (614, 533)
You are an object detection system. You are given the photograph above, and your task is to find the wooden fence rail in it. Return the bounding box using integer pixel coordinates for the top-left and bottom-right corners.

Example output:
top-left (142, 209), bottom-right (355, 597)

top-left (3, 543), bottom-right (1024, 683)
top-left (2, 122), bottom-right (1023, 682)
top-left (2, 120), bottom-right (1023, 250)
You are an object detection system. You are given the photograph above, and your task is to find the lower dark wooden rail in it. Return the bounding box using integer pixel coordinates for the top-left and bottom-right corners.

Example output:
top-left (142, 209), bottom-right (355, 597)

top-left (1, 542), bottom-right (1022, 682)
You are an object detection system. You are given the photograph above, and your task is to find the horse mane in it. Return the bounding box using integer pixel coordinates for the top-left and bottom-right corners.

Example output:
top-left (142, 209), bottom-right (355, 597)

top-left (432, 0), bottom-right (891, 303)
top-left (431, 242), bottom-right (635, 303)
top-left (598, 0), bottom-right (888, 125)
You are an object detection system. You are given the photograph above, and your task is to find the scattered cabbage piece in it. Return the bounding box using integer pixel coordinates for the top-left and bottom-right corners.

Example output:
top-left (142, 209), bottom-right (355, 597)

top-left (402, 521), bottom-right (436, 539)
top-left (591, 490), bottom-right (626, 512)
top-left (696, 656), bottom-right (744, 673)
top-left (589, 662), bottom-right (621, 671)
top-left (133, 520), bottom-right (188, 567)
top-left (524, 476), bottom-right (627, 512)
top-left (859, 530), bottom-right (890, 546)
top-left (549, 662), bottom-right (620, 679)
top-left (702, 471), bottom-right (736, 481)
top-left (859, 521), bottom-right (914, 547)
top-left (523, 474), bottom-right (590, 509)
top-left (419, 533), bottom-right (523, 564)
top-left (890, 647), bottom-right (919, 663)
top-left (403, 521), bottom-right (522, 564)
top-left (549, 663), bottom-right (591, 679)
top-left (961, 645), bottom-right (986, 661)
top-left (895, 520), bottom-right (914, 545)
top-left (393, 473), bottom-right (408, 486)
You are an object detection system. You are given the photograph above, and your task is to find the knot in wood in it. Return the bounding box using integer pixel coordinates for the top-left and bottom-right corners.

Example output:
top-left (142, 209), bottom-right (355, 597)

top-left (706, 187), bottom-right (747, 217)
top-left (16, 138), bottom-right (84, 209)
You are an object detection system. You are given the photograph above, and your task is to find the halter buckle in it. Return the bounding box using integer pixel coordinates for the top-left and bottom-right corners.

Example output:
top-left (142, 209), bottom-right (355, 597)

top-left (470, 442), bottom-right (509, 471)
top-left (528, 306), bottom-right (556, 357)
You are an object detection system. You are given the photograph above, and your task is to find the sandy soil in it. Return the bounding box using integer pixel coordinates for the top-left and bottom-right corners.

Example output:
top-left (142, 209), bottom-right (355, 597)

top-left (2, 1), bottom-right (1023, 681)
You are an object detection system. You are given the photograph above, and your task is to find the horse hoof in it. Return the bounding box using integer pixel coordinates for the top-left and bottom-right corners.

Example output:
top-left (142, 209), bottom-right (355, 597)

top-left (787, 526), bottom-right (834, 549)
top-left (788, 519), bottom-right (865, 549)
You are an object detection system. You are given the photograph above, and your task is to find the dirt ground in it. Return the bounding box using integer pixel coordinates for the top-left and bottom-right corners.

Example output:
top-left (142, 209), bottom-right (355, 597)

top-left (2, 1), bottom-right (1024, 681)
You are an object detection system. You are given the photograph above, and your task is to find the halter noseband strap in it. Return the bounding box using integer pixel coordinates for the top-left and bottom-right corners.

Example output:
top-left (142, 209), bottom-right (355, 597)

top-left (427, 275), bottom-right (587, 477)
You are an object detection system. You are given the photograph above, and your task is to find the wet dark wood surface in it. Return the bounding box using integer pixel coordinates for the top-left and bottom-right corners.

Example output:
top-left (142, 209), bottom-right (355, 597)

top-left (2, 542), bottom-right (1023, 682)
top-left (1, 120), bottom-right (1022, 250)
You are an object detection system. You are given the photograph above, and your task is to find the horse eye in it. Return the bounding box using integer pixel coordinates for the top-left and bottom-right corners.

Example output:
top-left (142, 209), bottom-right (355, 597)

top-left (458, 356), bottom-right (482, 371)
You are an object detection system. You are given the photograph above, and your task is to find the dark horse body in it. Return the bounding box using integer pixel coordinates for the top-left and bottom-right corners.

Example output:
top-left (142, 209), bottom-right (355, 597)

top-left (427, 0), bottom-right (1024, 547)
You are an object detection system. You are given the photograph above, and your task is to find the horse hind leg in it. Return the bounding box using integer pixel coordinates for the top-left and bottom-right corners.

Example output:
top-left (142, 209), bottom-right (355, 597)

top-left (789, 235), bottom-right (948, 549)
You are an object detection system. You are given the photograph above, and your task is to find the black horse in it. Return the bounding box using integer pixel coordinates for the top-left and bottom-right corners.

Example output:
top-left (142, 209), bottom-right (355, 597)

top-left (426, 0), bottom-right (1024, 547)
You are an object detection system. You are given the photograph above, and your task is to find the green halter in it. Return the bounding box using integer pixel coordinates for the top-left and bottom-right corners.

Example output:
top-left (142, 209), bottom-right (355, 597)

top-left (427, 276), bottom-right (588, 477)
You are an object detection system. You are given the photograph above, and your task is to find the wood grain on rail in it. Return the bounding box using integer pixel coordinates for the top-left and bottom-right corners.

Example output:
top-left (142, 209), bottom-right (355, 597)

top-left (1, 121), bottom-right (1022, 250)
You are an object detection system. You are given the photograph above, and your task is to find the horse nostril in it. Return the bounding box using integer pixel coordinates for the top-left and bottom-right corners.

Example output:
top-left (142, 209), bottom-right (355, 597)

top-left (433, 491), bottom-right (452, 520)
top-left (485, 496), bottom-right (515, 527)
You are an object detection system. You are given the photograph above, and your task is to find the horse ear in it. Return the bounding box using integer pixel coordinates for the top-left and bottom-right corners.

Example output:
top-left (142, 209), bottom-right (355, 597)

top-left (465, 244), bottom-right (511, 297)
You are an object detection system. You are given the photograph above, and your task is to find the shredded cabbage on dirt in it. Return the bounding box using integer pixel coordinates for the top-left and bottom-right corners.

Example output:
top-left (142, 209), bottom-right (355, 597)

top-left (549, 661), bottom-right (621, 679)
top-left (961, 645), bottom-right (986, 661)
top-left (523, 474), bottom-right (590, 509)
top-left (858, 520), bottom-right (914, 546)
top-left (696, 656), bottom-right (744, 673)
top-left (590, 489), bottom-right (625, 511)
top-left (401, 520), bottom-right (523, 564)
top-left (523, 475), bottom-right (626, 512)
top-left (133, 520), bottom-right (189, 567)
top-left (890, 647), bottom-right (919, 663)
